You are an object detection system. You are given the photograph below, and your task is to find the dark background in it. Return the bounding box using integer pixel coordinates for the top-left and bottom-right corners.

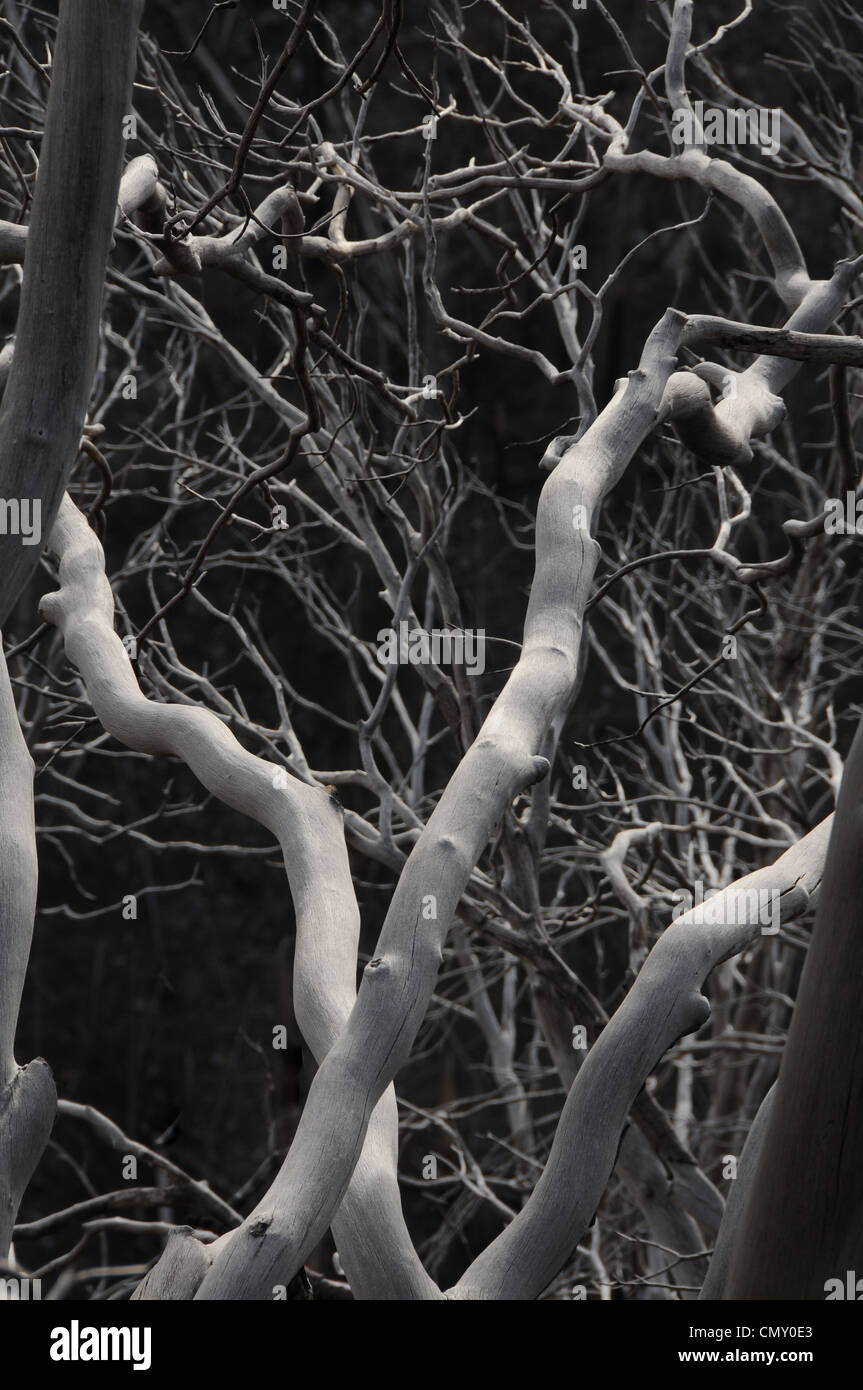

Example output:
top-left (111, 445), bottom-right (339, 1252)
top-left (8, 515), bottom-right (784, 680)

top-left (3, 0), bottom-right (860, 1294)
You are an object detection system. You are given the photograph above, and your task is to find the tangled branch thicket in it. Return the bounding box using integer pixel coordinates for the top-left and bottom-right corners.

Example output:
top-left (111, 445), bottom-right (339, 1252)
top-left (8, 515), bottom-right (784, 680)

top-left (2, 0), bottom-right (863, 1301)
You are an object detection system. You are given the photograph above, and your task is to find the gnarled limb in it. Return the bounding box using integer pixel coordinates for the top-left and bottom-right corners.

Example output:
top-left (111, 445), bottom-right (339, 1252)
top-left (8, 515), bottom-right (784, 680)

top-left (450, 820), bottom-right (829, 1299)
top-left (184, 232), bottom-right (860, 1299)
top-left (191, 233), bottom-right (862, 1300)
top-left (186, 309), bottom-right (689, 1300)
top-left (40, 495), bottom-right (437, 1300)
top-left (0, 641), bottom-right (54, 1258)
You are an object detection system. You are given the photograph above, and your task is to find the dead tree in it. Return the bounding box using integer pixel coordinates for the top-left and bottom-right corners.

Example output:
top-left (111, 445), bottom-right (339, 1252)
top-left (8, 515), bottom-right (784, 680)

top-left (2, 0), bottom-right (862, 1301)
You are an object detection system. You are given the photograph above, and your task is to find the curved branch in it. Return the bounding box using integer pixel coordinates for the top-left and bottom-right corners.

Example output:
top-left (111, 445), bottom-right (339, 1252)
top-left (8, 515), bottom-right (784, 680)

top-left (40, 495), bottom-right (437, 1301)
top-left (188, 308), bottom-right (689, 1300)
top-left (0, 641), bottom-right (55, 1257)
top-left (450, 820), bottom-right (829, 1299)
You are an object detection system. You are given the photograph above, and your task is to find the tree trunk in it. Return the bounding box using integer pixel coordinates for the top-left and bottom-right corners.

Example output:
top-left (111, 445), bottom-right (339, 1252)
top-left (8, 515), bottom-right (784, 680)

top-left (0, 0), bottom-right (144, 1260)
top-left (724, 714), bottom-right (863, 1297)
top-left (0, 644), bottom-right (54, 1257)
top-left (0, 0), bottom-right (143, 623)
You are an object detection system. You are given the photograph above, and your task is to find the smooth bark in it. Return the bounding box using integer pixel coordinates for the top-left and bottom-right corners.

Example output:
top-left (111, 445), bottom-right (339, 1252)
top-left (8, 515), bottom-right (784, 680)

top-left (724, 714), bottom-right (863, 1297)
top-left (451, 822), bottom-right (828, 1298)
top-left (0, 0), bottom-right (143, 623)
top-left (0, 643), bottom-right (54, 1257)
top-left (41, 496), bottom-right (437, 1301)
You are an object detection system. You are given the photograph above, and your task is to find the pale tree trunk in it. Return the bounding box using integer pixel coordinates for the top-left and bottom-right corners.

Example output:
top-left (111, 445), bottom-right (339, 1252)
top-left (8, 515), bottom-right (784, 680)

top-left (0, 0), bottom-right (143, 1260)
top-left (0, 0), bottom-right (144, 626)
top-left (41, 495), bottom-right (441, 1303)
top-left (0, 643), bottom-right (52, 1260)
top-left (723, 713), bottom-right (863, 1298)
